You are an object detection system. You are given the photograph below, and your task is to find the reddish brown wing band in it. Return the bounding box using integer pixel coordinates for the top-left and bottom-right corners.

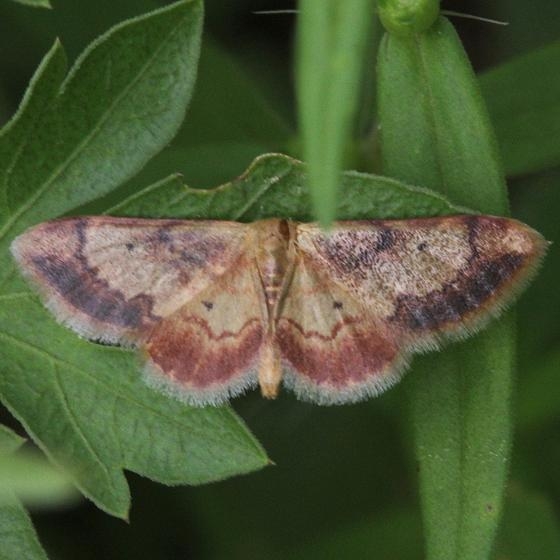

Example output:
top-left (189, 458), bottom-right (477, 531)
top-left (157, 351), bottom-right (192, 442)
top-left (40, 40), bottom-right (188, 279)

top-left (143, 248), bottom-right (266, 405)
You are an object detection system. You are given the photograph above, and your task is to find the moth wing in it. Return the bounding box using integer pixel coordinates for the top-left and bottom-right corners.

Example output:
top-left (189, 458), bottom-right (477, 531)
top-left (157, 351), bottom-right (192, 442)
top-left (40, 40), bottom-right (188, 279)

top-left (144, 249), bottom-right (266, 406)
top-left (279, 216), bottom-right (546, 404)
top-left (277, 258), bottom-right (403, 405)
top-left (11, 217), bottom-right (254, 345)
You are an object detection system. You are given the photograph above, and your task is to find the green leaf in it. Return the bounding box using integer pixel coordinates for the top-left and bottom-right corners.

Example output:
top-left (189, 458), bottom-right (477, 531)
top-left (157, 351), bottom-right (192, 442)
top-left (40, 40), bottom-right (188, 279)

top-left (480, 40), bottom-right (560, 177)
top-left (0, 497), bottom-right (49, 560)
top-left (4, 0), bottom-right (51, 8)
top-left (297, 0), bottom-right (375, 226)
top-left (378, 20), bottom-right (508, 213)
top-left (378, 17), bottom-right (513, 560)
top-left (0, 40), bottom-right (67, 224)
top-left (0, 425), bottom-right (49, 560)
top-left (0, 294), bottom-right (269, 518)
top-left (0, 0), bottom-right (204, 292)
top-left (106, 153), bottom-right (469, 221)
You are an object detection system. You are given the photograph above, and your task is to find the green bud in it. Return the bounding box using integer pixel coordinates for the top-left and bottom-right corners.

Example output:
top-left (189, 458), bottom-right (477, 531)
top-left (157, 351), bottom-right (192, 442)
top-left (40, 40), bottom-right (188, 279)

top-left (378, 0), bottom-right (440, 36)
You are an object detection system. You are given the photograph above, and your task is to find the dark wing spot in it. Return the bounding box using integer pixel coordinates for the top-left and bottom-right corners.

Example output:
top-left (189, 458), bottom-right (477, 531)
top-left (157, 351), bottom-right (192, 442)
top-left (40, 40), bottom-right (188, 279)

top-left (180, 250), bottom-right (207, 267)
top-left (202, 301), bottom-right (214, 310)
top-left (375, 229), bottom-right (396, 251)
top-left (157, 229), bottom-right (172, 243)
top-left (333, 301), bottom-right (343, 309)
top-left (125, 242), bottom-right (135, 251)
top-left (320, 229), bottom-right (397, 278)
top-left (417, 242), bottom-right (427, 251)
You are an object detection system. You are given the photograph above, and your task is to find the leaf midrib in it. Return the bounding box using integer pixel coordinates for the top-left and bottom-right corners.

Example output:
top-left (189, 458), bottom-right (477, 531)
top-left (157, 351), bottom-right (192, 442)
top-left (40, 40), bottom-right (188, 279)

top-left (414, 27), bottom-right (468, 558)
top-left (414, 30), bottom-right (448, 197)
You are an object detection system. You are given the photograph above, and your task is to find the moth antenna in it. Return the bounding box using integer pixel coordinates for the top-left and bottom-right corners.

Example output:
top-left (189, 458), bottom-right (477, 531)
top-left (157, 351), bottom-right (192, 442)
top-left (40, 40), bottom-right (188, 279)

top-left (441, 10), bottom-right (509, 26)
top-left (253, 9), bottom-right (508, 27)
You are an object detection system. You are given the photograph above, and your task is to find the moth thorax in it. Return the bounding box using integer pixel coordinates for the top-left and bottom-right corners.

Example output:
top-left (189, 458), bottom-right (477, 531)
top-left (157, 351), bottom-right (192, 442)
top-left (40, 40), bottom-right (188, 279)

top-left (255, 219), bottom-right (292, 312)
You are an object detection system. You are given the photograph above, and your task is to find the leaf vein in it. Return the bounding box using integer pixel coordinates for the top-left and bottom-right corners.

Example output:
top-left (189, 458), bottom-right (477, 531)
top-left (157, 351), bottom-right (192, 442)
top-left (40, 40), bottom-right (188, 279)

top-left (50, 361), bottom-right (112, 480)
top-left (0, 328), bottom-right (237, 440)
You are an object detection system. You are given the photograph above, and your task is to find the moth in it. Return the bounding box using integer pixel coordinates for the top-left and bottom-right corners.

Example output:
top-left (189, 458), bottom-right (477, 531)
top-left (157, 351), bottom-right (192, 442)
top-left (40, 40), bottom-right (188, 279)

top-left (11, 215), bottom-right (546, 406)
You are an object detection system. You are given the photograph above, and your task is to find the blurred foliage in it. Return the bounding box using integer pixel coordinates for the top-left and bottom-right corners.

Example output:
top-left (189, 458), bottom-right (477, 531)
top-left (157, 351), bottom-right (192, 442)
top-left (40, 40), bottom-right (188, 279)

top-left (0, 426), bottom-right (51, 560)
top-left (3, 0), bottom-right (51, 9)
top-left (480, 40), bottom-right (560, 177)
top-left (0, 0), bottom-right (559, 559)
top-left (297, 0), bottom-right (375, 226)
